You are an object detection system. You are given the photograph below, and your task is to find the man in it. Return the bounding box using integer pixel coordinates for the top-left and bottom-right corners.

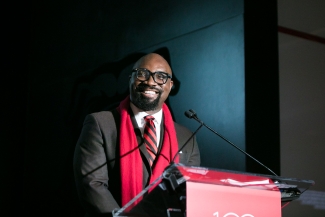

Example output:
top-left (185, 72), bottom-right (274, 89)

top-left (73, 53), bottom-right (200, 216)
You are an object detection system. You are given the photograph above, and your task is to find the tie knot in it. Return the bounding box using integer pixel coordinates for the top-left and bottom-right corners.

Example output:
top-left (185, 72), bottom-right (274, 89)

top-left (144, 115), bottom-right (155, 122)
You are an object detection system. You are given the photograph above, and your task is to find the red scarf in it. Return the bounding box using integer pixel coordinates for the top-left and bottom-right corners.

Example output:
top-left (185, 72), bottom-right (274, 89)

top-left (117, 96), bottom-right (179, 206)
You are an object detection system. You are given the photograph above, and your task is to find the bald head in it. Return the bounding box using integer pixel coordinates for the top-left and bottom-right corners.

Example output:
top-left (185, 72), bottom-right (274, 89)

top-left (133, 53), bottom-right (172, 75)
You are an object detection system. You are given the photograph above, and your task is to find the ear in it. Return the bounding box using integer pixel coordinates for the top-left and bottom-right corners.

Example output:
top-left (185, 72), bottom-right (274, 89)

top-left (169, 80), bottom-right (174, 91)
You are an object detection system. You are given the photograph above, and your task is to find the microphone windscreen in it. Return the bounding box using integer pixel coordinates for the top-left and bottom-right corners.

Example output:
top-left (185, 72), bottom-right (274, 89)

top-left (184, 111), bottom-right (194, 119)
top-left (189, 109), bottom-right (196, 116)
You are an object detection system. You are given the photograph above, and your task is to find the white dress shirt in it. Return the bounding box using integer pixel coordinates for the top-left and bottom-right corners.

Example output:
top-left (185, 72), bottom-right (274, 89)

top-left (130, 103), bottom-right (163, 147)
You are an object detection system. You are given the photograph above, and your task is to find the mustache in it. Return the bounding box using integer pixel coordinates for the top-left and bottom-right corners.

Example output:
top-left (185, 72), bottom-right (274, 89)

top-left (135, 83), bottom-right (162, 93)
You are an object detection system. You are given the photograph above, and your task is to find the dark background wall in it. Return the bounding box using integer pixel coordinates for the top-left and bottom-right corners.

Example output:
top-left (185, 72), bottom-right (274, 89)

top-left (21, 0), bottom-right (279, 216)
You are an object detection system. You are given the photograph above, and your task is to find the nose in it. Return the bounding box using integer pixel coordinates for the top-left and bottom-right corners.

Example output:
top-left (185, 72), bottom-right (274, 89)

top-left (145, 73), bottom-right (157, 85)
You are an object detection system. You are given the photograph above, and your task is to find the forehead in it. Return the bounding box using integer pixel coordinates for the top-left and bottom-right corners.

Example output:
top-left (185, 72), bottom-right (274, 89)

top-left (135, 54), bottom-right (172, 74)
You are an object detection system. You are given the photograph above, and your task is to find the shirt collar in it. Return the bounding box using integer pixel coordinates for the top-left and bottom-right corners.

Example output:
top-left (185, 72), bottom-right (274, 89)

top-left (130, 102), bottom-right (163, 126)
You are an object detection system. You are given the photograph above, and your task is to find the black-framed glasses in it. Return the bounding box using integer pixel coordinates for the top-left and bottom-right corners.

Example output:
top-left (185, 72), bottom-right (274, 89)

top-left (132, 68), bottom-right (172, 85)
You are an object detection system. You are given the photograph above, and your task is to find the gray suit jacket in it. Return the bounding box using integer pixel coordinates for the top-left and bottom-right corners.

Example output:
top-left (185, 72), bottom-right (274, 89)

top-left (73, 109), bottom-right (200, 216)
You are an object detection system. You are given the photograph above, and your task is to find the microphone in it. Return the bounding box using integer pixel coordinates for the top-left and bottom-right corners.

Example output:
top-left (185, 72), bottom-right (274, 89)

top-left (185, 109), bottom-right (279, 177)
top-left (184, 110), bottom-right (196, 119)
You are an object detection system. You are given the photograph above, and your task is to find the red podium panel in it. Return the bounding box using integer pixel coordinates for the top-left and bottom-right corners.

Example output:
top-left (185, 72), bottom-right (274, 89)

top-left (113, 164), bottom-right (314, 217)
top-left (187, 182), bottom-right (280, 217)
top-left (178, 165), bottom-right (281, 217)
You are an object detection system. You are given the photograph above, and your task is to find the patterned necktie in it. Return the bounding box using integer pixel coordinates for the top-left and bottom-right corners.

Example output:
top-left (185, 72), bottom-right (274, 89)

top-left (143, 115), bottom-right (157, 167)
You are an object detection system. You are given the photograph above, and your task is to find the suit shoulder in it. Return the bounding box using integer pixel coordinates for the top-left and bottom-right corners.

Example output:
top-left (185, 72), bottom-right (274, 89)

top-left (88, 111), bottom-right (113, 118)
top-left (85, 111), bottom-right (116, 124)
top-left (174, 122), bottom-right (192, 135)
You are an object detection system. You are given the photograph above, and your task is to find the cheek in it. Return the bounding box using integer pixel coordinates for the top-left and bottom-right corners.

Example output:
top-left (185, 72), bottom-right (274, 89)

top-left (129, 79), bottom-right (139, 89)
top-left (161, 85), bottom-right (172, 99)
top-left (164, 82), bottom-right (173, 93)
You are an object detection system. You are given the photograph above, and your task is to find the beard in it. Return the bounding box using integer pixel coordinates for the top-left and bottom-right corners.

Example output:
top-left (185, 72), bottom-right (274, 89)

top-left (131, 84), bottom-right (162, 111)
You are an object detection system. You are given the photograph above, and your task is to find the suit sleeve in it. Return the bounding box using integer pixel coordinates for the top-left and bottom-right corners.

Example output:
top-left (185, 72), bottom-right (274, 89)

top-left (175, 123), bottom-right (201, 166)
top-left (73, 114), bottom-right (120, 216)
top-left (186, 134), bottom-right (200, 166)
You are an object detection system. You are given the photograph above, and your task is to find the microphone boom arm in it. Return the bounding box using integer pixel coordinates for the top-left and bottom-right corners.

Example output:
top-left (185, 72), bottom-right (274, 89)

top-left (188, 109), bottom-right (278, 177)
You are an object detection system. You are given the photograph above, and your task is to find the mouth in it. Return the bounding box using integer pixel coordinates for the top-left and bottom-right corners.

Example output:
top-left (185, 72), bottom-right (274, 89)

top-left (136, 84), bottom-right (161, 99)
top-left (141, 89), bottom-right (159, 99)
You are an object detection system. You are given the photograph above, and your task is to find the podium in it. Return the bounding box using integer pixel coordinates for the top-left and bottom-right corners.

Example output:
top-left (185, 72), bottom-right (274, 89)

top-left (113, 163), bottom-right (314, 217)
